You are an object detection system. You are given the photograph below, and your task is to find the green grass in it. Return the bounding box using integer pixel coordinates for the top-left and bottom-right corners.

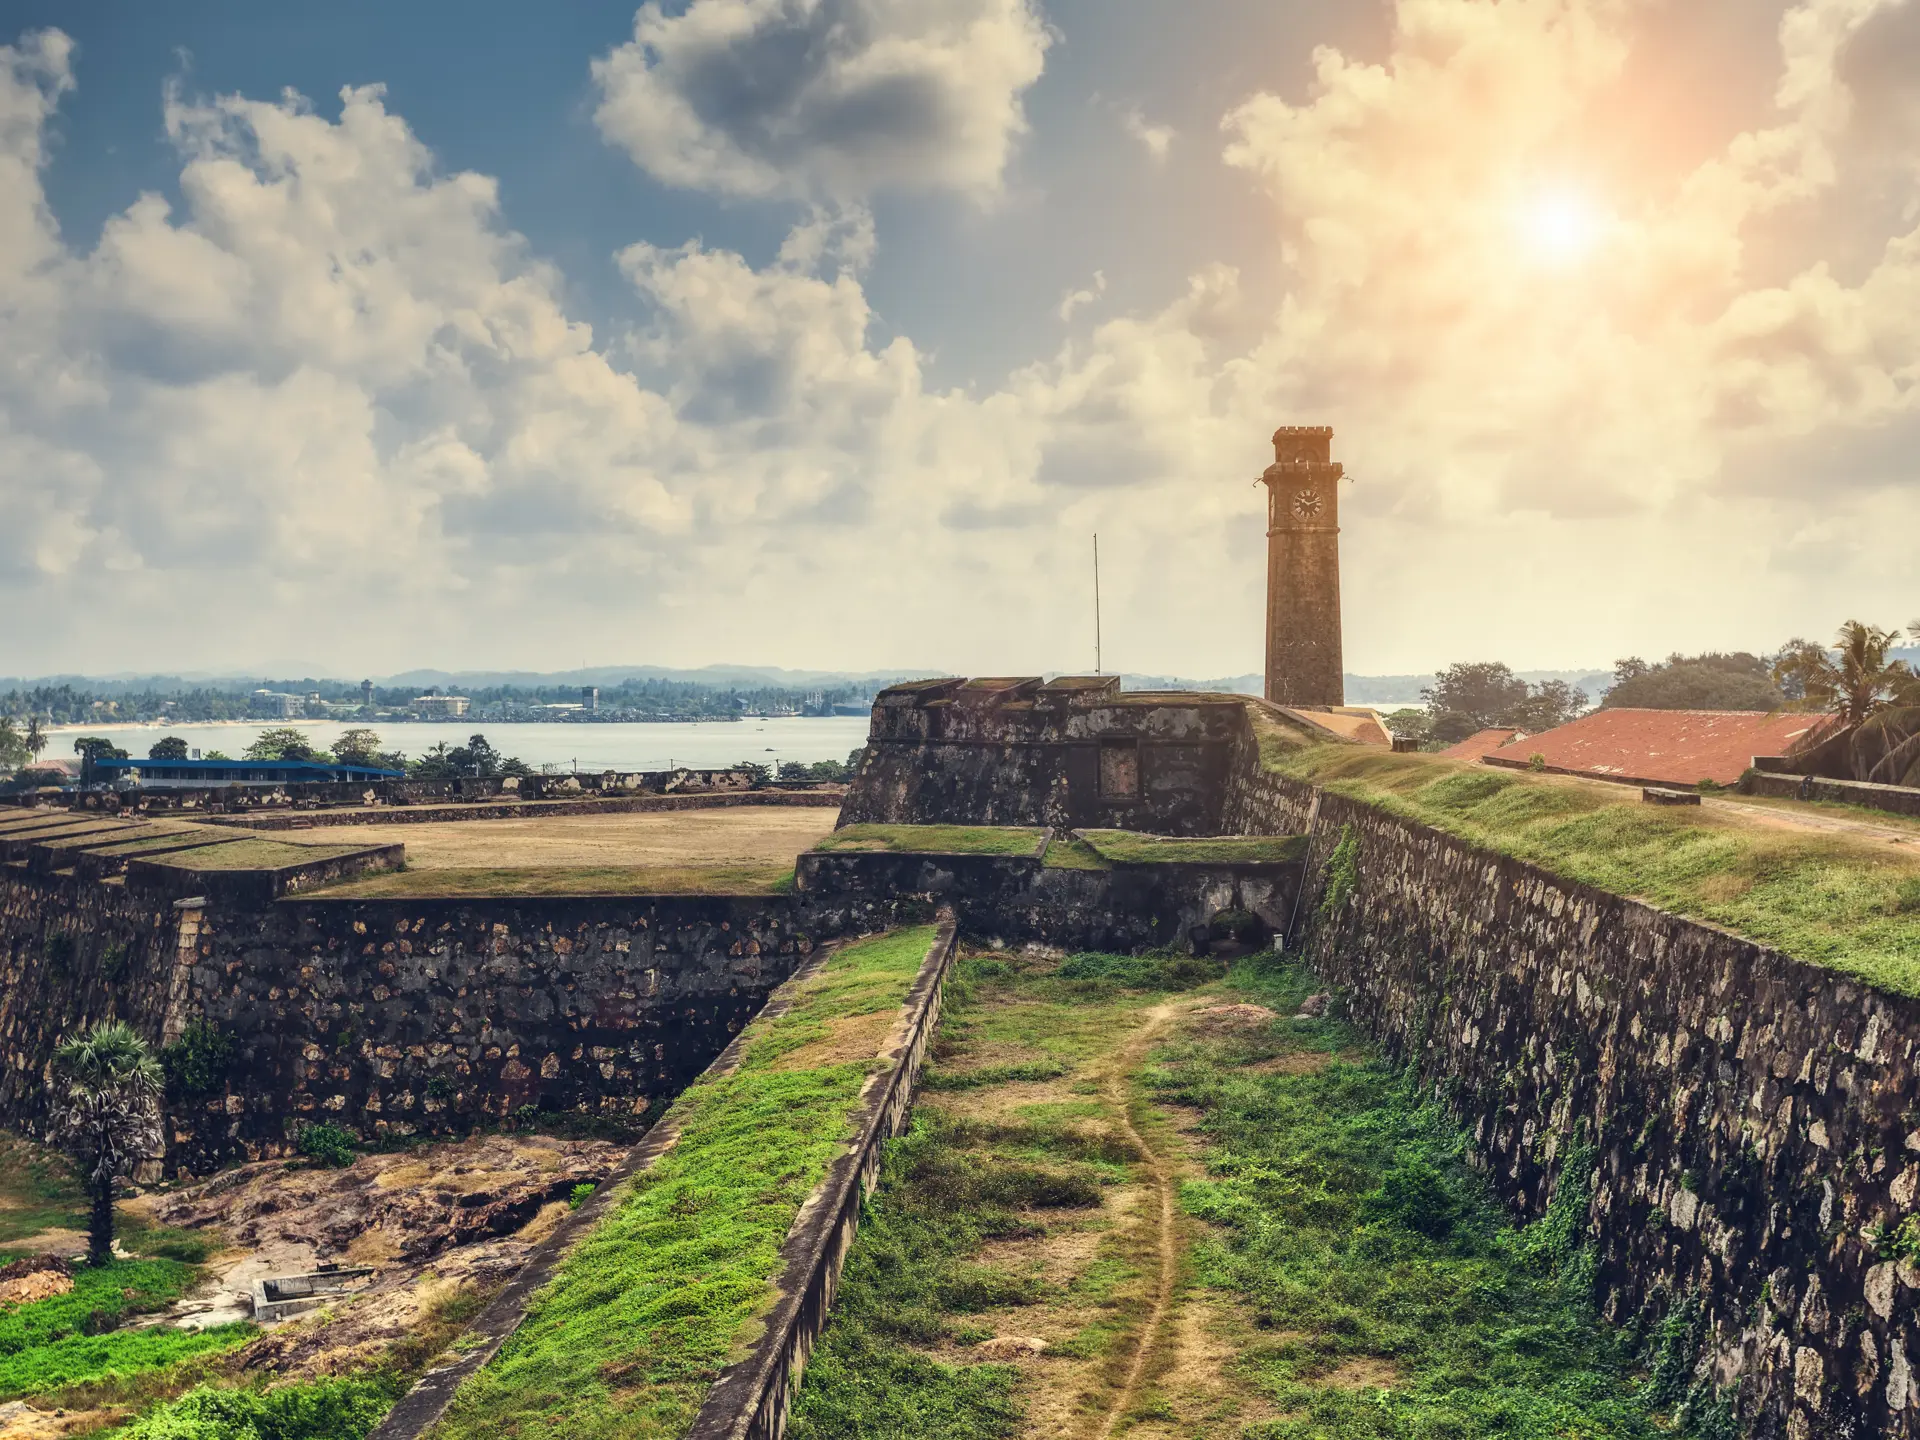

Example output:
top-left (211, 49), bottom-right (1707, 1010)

top-left (314, 863), bottom-right (796, 898)
top-left (0, 1323), bottom-right (253, 1401)
top-left (815, 825), bottom-right (1045, 856)
top-left (1264, 738), bottom-right (1920, 996)
top-left (1148, 957), bottom-right (1697, 1437)
top-left (1078, 830), bottom-right (1309, 866)
top-left (109, 1373), bottom-right (404, 1439)
top-left (80, 832), bottom-right (229, 858)
top-left (0, 1259), bottom-right (253, 1400)
top-left (788, 952), bottom-right (1170, 1440)
top-left (427, 925), bottom-right (942, 1440)
top-left (147, 839), bottom-right (363, 871)
top-left (0, 1133), bottom-right (88, 1245)
top-left (1040, 837), bottom-right (1109, 870)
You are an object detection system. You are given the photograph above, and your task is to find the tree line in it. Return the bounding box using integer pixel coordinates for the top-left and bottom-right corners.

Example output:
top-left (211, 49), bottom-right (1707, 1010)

top-left (1386, 618), bottom-right (1920, 749)
top-left (8, 727), bottom-right (865, 788)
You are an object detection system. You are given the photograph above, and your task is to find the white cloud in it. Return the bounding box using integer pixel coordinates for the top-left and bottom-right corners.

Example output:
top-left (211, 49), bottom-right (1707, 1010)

top-left (1120, 105), bottom-right (1172, 163)
top-left (6, 4), bottom-right (1920, 680)
top-left (1056, 268), bottom-right (1104, 322)
top-left (590, 0), bottom-right (1051, 201)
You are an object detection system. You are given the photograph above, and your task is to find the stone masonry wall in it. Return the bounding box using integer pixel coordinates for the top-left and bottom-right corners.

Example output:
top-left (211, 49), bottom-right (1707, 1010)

top-left (0, 867), bottom-right (184, 1137)
top-left (0, 864), bottom-right (909, 1173)
top-left (1232, 766), bottom-right (1920, 1440)
top-left (161, 890), bottom-right (909, 1172)
top-left (795, 848), bottom-right (1301, 955)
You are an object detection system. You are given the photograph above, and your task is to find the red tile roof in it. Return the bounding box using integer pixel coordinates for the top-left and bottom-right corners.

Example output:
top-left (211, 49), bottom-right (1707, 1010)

top-left (1440, 727), bottom-right (1527, 762)
top-left (1478, 709), bottom-right (1833, 788)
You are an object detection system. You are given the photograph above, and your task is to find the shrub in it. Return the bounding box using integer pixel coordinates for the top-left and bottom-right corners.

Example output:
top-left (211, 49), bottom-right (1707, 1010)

top-left (295, 1122), bottom-right (357, 1169)
top-left (99, 943), bottom-right (130, 983)
top-left (116, 1375), bottom-right (399, 1440)
top-left (42, 933), bottom-right (75, 973)
top-left (162, 1022), bottom-right (237, 1099)
top-left (1364, 1159), bottom-right (1460, 1240)
top-left (425, 1076), bottom-right (454, 1100)
top-left (1528, 752), bottom-right (1548, 772)
top-left (1056, 952), bottom-right (1221, 991)
top-left (569, 1183), bottom-right (596, 1210)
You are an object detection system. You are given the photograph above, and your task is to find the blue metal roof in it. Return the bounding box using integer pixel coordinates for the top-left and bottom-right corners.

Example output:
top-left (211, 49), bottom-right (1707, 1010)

top-left (95, 758), bottom-right (405, 779)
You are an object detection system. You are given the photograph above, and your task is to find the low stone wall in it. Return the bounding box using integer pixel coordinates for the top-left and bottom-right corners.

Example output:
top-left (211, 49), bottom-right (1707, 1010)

top-left (1743, 769), bottom-right (1920, 819)
top-left (124, 844), bottom-right (405, 906)
top-left (794, 847), bottom-right (1302, 953)
top-left (207, 789), bottom-right (841, 831)
top-left (684, 915), bottom-right (957, 1440)
top-left (4, 769), bottom-right (819, 819)
top-left (1244, 765), bottom-right (1920, 1439)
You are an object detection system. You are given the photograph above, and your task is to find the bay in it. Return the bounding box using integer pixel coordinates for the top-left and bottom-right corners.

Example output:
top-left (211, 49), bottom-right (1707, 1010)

top-left (42, 716), bottom-right (873, 773)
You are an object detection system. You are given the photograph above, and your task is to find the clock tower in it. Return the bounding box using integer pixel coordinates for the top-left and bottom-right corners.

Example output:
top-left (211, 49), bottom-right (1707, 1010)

top-left (1258, 426), bottom-right (1345, 707)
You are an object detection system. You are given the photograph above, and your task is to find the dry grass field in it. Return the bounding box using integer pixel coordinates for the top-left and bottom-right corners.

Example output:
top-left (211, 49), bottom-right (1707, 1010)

top-left (302, 805), bottom-right (840, 897)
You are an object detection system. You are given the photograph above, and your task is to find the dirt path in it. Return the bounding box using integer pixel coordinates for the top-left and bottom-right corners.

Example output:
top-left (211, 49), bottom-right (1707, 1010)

top-left (1704, 795), bottom-right (1920, 846)
top-left (1091, 1001), bottom-right (1183, 1440)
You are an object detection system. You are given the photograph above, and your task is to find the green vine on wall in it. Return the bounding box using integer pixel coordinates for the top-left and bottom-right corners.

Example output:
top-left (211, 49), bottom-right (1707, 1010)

top-left (1318, 823), bottom-right (1361, 918)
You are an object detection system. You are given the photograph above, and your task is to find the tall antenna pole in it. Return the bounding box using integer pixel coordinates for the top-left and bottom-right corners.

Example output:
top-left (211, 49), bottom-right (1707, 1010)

top-left (1093, 533), bottom-right (1102, 675)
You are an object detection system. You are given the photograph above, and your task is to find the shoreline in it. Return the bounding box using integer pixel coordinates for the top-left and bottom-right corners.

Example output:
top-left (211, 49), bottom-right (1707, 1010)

top-left (38, 716), bottom-right (827, 734)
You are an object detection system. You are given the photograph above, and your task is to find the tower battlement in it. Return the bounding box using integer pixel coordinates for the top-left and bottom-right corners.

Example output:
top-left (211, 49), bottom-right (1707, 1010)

top-left (1270, 426), bottom-right (1334, 464)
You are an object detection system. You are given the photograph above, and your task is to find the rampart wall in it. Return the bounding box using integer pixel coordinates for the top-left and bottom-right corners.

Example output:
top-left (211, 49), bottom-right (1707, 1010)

top-left (0, 862), bottom-right (908, 1173)
top-left (1230, 765), bottom-right (1920, 1440)
top-left (795, 848), bottom-right (1300, 954)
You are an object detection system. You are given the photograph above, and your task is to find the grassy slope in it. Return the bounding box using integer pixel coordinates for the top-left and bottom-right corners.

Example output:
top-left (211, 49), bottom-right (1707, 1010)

top-left (1261, 728), bottom-right (1920, 996)
top-left (1155, 960), bottom-right (1682, 1438)
top-left (427, 925), bottom-right (940, 1440)
top-left (815, 824), bottom-right (1045, 856)
top-left (315, 863), bottom-right (796, 898)
top-left (1079, 831), bottom-right (1308, 865)
top-left (791, 953), bottom-right (1680, 1440)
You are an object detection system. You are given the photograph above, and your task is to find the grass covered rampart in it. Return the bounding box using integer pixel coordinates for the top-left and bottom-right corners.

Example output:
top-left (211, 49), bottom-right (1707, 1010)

top-left (423, 923), bottom-right (944, 1440)
top-left (788, 948), bottom-right (1683, 1440)
top-left (1253, 717), bottom-right (1920, 995)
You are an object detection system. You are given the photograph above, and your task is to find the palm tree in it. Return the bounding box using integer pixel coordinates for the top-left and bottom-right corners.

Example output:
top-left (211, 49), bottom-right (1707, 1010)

top-left (49, 1022), bottom-right (164, 1266)
top-left (1772, 621), bottom-right (1917, 728)
top-left (24, 717), bottom-right (45, 759)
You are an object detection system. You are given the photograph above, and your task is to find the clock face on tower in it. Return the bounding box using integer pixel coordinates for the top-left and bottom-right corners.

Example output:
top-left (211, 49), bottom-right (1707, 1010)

top-left (1290, 487), bottom-right (1322, 520)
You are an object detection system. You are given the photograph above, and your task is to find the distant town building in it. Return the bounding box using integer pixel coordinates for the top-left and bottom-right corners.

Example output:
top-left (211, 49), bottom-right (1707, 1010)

top-left (581, 686), bottom-right (599, 712)
top-left (411, 695), bottom-right (471, 718)
top-left (360, 679), bottom-right (375, 709)
top-left (250, 689), bottom-right (305, 718)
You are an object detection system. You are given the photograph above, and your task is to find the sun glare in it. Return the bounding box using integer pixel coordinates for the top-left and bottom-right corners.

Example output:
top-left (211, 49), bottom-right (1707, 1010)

top-left (1520, 186), bottom-right (1605, 266)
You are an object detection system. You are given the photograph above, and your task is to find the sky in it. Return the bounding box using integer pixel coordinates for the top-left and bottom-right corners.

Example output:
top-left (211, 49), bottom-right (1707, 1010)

top-left (1, 0), bottom-right (1917, 680)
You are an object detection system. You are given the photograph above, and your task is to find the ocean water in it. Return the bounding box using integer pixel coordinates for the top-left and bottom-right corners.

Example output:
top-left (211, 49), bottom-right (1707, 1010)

top-left (42, 716), bottom-right (874, 773)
